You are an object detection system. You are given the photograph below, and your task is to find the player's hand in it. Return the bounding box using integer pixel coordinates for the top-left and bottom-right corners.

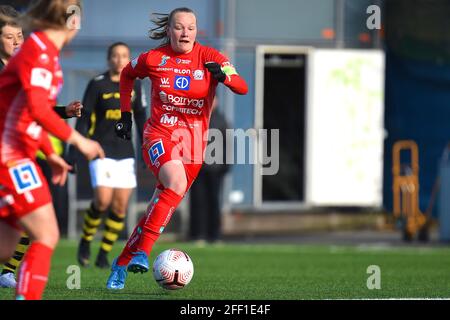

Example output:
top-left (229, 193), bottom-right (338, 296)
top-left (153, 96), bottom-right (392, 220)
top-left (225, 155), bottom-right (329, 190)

top-left (46, 153), bottom-right (72, 186)
top-left (115, 111), bottom-right (132, 140)
top-left (65, 100), bottom-right (83, 118)
top-left (67, 131), bottom-right (105, 161)
top-left (78, 137), bottom-right (105, 161)
top-left (204, 62), bottom-right (226, 83)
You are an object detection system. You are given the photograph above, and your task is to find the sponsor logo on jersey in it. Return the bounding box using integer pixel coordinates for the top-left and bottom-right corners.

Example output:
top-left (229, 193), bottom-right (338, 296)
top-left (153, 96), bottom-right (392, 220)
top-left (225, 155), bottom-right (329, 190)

top-left (102, 92), bottom-right (120, 100)
top-left (160, 113), bottom-right (178, 127)
top-left (156, 67), bottom-right (173, 72)
top-left (174, 68), bottom-right (191, 75)
top-left (105, 109), bottom-right (122, 120)
top-left (159, 92), bottom-right (204, 108)
top-left (159, 91), bottom-right (169, 103)
top-left (26, 122), bottom-right (42, 140)
top-left (177, 120), bottom-right (199, 128)
top-left (167, 94), bottom-right (204, 108)
top-left (174, 76), bottom-right (190, 90)
top-left (30, 68), bottom-right (52, 90)
top-left (160, 77), bottom-right (170, 88)
top-left (176, 58), bottom-right (191, 64)
top-left (38, 53), bottom-right (49, 65)
top-left (193, 69), bottom-right (204, 80)
top-left (9, 162), bottom-right (42, 195)
top-left (149, 140), bottom-right (165, 167)
top-left (158, 55), bottom-right (170, 67)
top-left (162, 104), bottom-right (203, 115)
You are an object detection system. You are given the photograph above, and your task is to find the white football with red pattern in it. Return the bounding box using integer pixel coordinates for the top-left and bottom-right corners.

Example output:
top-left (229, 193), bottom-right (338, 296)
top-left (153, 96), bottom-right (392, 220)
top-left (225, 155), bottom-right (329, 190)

top-left (152, 249), bottom-right (194, 290)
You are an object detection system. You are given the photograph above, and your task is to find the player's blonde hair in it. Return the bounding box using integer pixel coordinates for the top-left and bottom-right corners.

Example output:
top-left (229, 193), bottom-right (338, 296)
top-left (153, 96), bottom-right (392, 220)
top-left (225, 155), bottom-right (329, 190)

top-left (149, 7), bottom-right (196, 45)
top-left (22, 0), bottom-right (81, 31)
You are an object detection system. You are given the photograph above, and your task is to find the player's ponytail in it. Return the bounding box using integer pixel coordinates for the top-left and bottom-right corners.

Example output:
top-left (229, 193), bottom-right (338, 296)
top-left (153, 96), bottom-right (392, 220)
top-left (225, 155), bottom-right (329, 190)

top-left (149, 7), bottom-right (195, 46)
top-left (149, 13), bottom-right (169, 43)
top-left (21, 0), bottom-right (81, 32)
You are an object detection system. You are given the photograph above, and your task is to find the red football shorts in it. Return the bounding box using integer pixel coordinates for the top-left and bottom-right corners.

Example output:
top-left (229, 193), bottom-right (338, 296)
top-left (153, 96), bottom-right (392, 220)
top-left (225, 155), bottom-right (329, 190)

top-left (142, 135), bottom-right (204, 193)
top-left (0, 159), bottom-right (52, 230)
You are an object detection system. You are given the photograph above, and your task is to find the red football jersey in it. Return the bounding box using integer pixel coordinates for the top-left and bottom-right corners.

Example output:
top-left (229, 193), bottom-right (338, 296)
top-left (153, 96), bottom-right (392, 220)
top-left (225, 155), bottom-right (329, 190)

top-left (120, 42), bottom-right (247, 153)
top-left (0, 31), bottom-right (72, 165)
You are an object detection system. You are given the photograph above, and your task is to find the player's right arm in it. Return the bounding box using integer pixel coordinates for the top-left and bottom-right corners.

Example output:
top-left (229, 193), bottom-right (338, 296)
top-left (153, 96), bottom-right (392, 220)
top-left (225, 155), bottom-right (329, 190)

top-left (120, 52), bottom-right (151, 113)
top-left (18, 52), bottom-right (73, 142)
top-left (116, 52), bottom-right (151, 140)
top-left (18, 53), bottom-right (104, 161)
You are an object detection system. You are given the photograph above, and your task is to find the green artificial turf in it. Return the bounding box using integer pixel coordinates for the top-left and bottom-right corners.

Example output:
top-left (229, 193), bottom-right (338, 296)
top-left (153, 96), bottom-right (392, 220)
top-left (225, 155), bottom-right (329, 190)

top-left (1, 239), bottom-right (449, 300)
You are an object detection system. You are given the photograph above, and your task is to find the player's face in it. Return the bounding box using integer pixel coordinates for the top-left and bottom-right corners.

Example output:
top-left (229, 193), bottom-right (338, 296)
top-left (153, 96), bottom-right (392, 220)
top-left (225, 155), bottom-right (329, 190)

top-left (168, 12), bottom-right (197, 54)
top-left (0, 25), bottom-right (24, 59)
top-left (109, 45), bottom-right (130, 75)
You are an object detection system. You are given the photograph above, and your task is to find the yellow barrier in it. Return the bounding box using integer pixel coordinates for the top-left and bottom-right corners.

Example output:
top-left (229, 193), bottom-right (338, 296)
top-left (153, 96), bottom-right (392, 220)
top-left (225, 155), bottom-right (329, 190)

top-left (392, 140), bottom-right (428, 241)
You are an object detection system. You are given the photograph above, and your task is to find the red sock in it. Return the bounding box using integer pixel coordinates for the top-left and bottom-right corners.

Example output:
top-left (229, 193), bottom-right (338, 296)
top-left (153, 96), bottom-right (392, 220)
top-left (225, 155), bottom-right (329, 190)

top-left (117, 189), bottom-right (183, 266)
top-left (116, 191), bottom-right (172, 266)
top-left (138, 188), bottom-right (183, 255)
top-left (116, 214), bottom-right (147, 266)
top-left (16, 242), bottom-right (53, 300)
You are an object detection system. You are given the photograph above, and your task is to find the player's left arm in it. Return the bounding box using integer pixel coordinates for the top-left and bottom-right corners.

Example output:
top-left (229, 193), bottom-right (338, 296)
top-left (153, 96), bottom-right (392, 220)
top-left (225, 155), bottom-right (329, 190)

top-left (204, 48), bottom-right (248, 95)
top-left (38, 130), bottom-right (71, 185)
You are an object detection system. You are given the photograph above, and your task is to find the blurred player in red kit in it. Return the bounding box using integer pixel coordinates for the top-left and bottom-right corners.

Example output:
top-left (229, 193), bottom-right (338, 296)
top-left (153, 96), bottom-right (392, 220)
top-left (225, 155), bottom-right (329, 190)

top-left (107, 7), bottom-right (247, 289)
top-left (0, 0), bottom-right (104, 300)
top-left (0, 4), bottom-right (83, 289)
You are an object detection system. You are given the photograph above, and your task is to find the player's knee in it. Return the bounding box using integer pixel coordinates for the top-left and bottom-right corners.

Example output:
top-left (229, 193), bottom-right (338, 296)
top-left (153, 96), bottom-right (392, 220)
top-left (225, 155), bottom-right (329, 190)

top-left (0, 247), bottom-right (15, 264)
top-left (110, 205), bottom-right (127, 217)
top-left (94, 199), bottom-right (110, 212)
top-left (111, 200), bottom-right (128, 216)
top-left (34, 228), bottom-right (60, 249)
top-left (166, 177), bottom-right (187, 196)
top-left (0, 255), bottom-right (9, 264)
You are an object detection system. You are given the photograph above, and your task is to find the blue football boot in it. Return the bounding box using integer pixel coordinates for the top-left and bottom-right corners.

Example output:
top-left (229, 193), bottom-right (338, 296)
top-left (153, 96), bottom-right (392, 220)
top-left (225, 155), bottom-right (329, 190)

top-left (106, 258), bottom-right (128, 290)
top-left (127, 251), bottom-right (149, 274)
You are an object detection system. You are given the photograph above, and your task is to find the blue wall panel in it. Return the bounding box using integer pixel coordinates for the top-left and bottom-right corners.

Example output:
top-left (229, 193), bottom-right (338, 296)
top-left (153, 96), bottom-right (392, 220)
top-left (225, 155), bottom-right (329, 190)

top-left (383, 50), bottom-right (450, 215)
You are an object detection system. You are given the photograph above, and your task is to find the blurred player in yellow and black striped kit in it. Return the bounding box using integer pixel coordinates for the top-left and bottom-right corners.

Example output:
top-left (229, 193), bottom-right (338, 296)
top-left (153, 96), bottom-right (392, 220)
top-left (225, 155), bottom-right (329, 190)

top-left (72, 42), bottom-right (147, 268)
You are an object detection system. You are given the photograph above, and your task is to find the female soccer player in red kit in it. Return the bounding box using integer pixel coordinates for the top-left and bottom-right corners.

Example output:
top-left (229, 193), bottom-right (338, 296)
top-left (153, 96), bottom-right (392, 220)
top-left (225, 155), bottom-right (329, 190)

top-left (0, 0), bottom-right (105, 300)
top-left (107, 7), bottom-right (248, 289)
